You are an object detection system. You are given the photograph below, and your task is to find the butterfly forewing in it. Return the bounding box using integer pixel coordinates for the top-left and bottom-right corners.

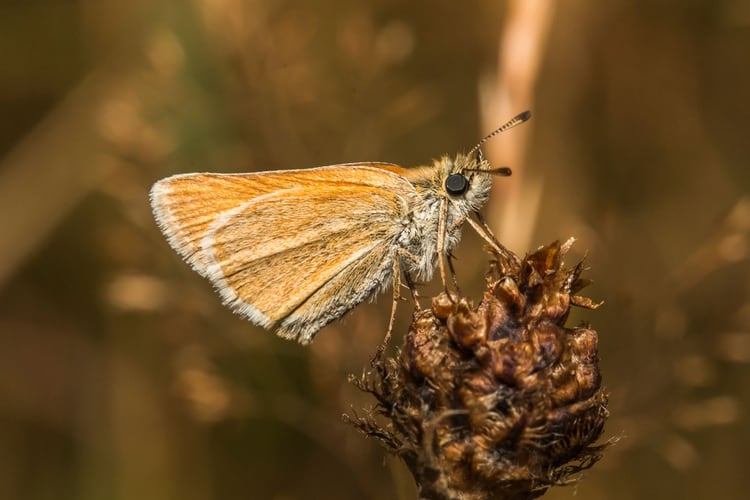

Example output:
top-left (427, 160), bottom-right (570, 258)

top-left (151, 164), bottom-right (405, 275)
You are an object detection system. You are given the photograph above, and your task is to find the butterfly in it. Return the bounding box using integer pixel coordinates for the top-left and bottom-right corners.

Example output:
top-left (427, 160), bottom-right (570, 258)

top-left (150, 111), bottom-right (530, 344)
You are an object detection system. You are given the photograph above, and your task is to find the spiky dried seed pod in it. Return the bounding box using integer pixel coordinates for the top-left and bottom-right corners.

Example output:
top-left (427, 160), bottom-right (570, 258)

top-left (347, 240), bottom-right (609, 500)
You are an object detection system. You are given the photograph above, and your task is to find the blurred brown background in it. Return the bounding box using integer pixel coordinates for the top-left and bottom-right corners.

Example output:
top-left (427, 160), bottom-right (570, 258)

top-left (1, 1), bottom-right (749, 499)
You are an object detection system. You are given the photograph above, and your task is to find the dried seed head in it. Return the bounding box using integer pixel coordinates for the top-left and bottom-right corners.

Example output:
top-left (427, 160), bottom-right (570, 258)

top-left (347, 240), bottom-right (609, 500)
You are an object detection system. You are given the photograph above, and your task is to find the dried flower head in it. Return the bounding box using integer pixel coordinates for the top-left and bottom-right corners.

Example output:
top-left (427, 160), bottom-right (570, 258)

top-left (347, 240), bottom-right (609, 500)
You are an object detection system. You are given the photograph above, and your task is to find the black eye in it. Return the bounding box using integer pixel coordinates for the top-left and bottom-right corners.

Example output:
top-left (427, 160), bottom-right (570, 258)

top-left (445, 173), bottom-right (469, 195)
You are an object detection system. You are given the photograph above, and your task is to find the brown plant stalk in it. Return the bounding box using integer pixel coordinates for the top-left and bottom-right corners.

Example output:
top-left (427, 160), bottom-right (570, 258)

top-left (346, 240), bottom-right (609, 500)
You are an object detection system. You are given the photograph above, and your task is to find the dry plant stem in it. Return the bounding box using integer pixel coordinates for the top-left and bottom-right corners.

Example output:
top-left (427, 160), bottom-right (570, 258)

top-left (347, 240), bottom-right (609, 500)
top-left (483, 0), bottom-right (556, 250)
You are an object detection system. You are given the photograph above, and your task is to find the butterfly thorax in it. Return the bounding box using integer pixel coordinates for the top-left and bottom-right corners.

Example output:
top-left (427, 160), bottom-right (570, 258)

top-left (398, 154), bottom-right (493, 281)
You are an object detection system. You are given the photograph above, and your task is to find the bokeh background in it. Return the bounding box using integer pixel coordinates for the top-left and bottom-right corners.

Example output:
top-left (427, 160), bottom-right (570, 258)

top-left (1, 1), bottom-right (749, 499)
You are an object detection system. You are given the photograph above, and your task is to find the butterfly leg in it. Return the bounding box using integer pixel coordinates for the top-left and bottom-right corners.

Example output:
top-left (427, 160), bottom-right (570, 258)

top-left (446, 251), bottom-right (461, 294)
top-left (396, 248), bottom-right (422, 307)
top-left (444, 214), bottom-right (467, 293)
top-left (467, 211), bottom-right (520, 271)
top-left (436, 198), bottom-right (451, 296)
top-left (402, 269), bottom-right (421, 308)
top-left (374, 257), bottom-right (404, 359)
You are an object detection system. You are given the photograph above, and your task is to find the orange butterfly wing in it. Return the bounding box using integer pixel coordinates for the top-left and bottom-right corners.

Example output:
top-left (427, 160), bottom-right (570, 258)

top-left (151, 164), bottom-right (416, 343)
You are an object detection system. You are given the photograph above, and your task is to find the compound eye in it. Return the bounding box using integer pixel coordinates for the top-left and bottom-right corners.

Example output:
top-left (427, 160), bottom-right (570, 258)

top-left (445, 173), bottom-right (469, 195)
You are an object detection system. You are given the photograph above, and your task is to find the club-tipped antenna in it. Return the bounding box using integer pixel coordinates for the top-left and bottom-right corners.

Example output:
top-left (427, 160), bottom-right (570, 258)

top-left (468, 110), bottom-right (531, 158)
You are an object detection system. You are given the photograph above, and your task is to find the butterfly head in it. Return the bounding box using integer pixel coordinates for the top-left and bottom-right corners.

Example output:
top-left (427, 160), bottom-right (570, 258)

top-left (432, 153), bottom-right (502, 213)
top-left (442, 110), bottom-right (531, 209)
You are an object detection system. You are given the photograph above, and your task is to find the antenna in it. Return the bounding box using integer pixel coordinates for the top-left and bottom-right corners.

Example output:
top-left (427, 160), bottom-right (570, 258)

top-left (468, 110), bottom-right (531, 157)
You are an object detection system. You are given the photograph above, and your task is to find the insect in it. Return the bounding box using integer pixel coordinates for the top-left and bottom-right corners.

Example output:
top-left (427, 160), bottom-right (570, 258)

top-left (150, 111), bottom-right (530, 344)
